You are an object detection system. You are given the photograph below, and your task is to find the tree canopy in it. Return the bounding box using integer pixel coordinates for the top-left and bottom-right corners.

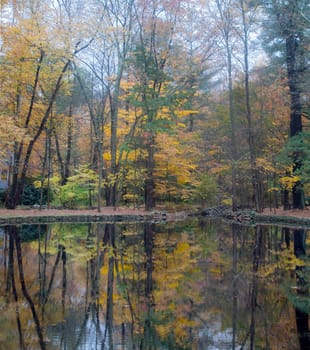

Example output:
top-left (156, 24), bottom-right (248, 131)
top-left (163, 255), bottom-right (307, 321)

top-left (0, 0), bottom-right (309, 210)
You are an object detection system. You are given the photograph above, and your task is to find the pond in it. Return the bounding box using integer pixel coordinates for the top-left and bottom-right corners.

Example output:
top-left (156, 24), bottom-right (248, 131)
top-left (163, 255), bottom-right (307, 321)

top-left (0, 219), bottom-right (309, 349)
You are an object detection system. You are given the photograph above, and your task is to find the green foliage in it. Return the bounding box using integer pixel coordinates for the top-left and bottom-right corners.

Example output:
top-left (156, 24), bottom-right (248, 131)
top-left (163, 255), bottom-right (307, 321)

top-left (0, 190), bottom-right (6, 206)
top-left (284, 262), bottom-right (310, 314)
top-left (277, 132), bottom-right (310, 188)
top-left (261, 0), bottom-right (310, 69)
top-left (21, 180), bottom-right (48, 206)
top-left (47, 223), bottom-right (98, 262)
top-left (53, 166), bottom-right (98, 208)
top-left (19, 224), bottom-right (48, 242)
top-left (34, 176), bottom-right (61, 205)
top-left (120, 167), bottom-right (145, 206)
top-left (278, 132), bottom-right (310, 165)
top-left (194, 174), bottom-right (218, 206)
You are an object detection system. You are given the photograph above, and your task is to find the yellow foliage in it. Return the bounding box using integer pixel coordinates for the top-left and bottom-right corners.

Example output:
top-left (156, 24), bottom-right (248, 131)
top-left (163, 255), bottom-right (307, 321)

top-left (175, 110), bottom-right (199, 118)
top-left (120, 81), bottom-right (135, 90)
top-left (259, 248), bottom-right (305, 278)
top-left (209, 266), bottom-right (223, 275)
top-left (0, 116), bottom-right (26, 158)
top-left (154, 131), bottom-right (199, 196)
top-left (160, 107), bottom-right (170, 114)
top-left (103, 152), bottom-right (112, 161)
top-left (167, 281), bottom-right (179, 289)
top-left (172, 316), bottom-right (198, 346)
top-left (210, 164), bottom-right (231, 175)
top-left (175, 242), bottom-right (190, 255)
top-left (256, 157), bottom-right (277, 173)
top-left (279, 175), bottom-right (300, 190)
top-left (267, 187), bottom-right (281, 193)
top-left (208, 149), bottom-right (219, 156)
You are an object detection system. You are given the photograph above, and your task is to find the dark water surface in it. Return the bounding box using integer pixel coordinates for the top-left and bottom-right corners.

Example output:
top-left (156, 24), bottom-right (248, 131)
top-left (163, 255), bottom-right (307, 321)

top-left (0, 219), bottom-right (309, 349)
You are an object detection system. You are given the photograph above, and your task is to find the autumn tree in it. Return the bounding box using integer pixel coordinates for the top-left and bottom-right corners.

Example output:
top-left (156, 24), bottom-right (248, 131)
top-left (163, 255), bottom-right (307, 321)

top-left (74, 0), bottom-right (136, 208)
top-left (212, 0), bottom-right (239, 210)
top-left (129, 0), bottom-right (182, 210)
top-left (97, 0), bottom-right (136, 206)
top-left (261, 0), bottom-right (310, 209)
top-left (2, 0), bottom-right (308, 211)
top-left (235, 0), bottom-right (262, 211)
top-left (0, 0), bottom-right (99, 209)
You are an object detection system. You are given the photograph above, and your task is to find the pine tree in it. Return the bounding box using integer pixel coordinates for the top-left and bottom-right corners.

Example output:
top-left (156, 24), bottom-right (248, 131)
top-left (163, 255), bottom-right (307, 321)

top-left (261, 0), bottom-right (309, 208)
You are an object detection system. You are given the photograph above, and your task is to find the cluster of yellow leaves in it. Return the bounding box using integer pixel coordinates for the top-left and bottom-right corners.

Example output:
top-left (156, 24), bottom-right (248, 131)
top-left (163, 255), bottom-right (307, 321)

top-left (0, 9), bottom-right (73, 161)
top-left (256, 157), bottom-right (277, 174)
top-left (174, 110), bottom-right (199, 118)
top-left (279, 175), bottom-right (300, 190)
top-left (154, 132), bottom-right (198, 197)
top-left (259, 248), bottom-right (305, 279)
top-left (0, 116), bottom-right (26, 160)
top-left (152, 234), bottom-right (203, 346)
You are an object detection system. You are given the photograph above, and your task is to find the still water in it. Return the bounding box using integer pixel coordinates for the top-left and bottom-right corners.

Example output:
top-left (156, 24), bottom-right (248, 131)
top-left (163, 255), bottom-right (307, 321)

top-left (0, 219), bottom-right (309, 350)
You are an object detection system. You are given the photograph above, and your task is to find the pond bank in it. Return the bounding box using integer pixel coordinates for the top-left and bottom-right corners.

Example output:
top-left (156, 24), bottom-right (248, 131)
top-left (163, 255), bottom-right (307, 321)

top-left (0, 207), bottom-right (169, 225)
top-left (0, 206), bottom-right (309, 227)
top-left (199, 206), bottom-right (310, 228)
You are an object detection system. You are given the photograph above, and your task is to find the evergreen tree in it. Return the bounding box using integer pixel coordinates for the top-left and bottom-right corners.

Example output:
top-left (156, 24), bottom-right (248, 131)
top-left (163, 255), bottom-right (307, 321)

top-left (261, 0), bottom-right (309, 208)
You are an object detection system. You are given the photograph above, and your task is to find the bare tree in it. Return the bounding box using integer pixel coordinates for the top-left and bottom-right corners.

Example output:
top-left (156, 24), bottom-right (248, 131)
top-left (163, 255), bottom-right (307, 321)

top-left (214, 0), bottom-right (239, 211)
top-left (237, 0), bottom-right (262, 211)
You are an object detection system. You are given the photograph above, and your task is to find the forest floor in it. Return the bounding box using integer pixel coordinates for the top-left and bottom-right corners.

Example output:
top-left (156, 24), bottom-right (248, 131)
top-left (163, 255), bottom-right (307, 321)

top-left (0, 206), bottom-right (151, 218)
top-left (0, 206), bottom-right (309, 218)
top-left (261, 207), bottom-right (310, 218)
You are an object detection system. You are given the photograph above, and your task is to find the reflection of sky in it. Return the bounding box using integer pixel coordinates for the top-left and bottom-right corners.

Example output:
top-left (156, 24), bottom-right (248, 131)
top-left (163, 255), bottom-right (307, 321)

top-left (47, 309), bottom-right (107, 350)
top-left (0, 221), bottom-right (303, 349)
top-left (197, 316), bottom-right (244, 350)
top-left (46, 308), bottom-right (134, 350)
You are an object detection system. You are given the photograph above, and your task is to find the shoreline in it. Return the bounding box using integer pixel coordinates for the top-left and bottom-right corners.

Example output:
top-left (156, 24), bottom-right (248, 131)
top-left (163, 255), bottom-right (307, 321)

top-left (0, 207), bottom-right (309, 227)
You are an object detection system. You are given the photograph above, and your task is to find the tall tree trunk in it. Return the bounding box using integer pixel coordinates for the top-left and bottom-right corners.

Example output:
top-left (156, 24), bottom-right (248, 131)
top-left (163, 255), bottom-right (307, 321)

top-left (271, 0), bottom-right (307, 210)
top-left (286, 33), bottom-right (304, 209)
top-left (145, 132), bottom-right (156, 211)
top-left (215, 0), bottom-right (238, 211)
top-left (74, 69), bottom-right (106, 212)
top-left (240, 0), bottom-right (262, 212)
top-left (228, 43), bottom-right (238, 211)
top-left (5, 59), bottom-right (72, 209)
top-left (54, 131), bottom-right (65, 184)
top-left (64, 102), bottom-right (73, 182)
top-left (109, 69), bottom-right (123, 206)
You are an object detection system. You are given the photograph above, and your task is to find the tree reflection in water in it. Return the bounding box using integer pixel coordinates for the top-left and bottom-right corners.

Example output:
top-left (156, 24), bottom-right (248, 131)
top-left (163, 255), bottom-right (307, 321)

top-left (0, 220), bottom-right (309, 349)
top-left (6, 225), bottom-right (46, 350)
top-left (293, 229), bottom-right (310, 350)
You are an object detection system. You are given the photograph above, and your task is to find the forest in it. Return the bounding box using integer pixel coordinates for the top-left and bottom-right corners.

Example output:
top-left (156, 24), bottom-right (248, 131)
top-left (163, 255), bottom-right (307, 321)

top-left (0, 0), bottom-right (309, 212)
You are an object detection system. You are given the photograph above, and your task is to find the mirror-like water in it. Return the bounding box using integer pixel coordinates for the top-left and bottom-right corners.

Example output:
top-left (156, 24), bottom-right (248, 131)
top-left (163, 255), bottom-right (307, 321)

top-left (0, 219), bottom-right (309, 350)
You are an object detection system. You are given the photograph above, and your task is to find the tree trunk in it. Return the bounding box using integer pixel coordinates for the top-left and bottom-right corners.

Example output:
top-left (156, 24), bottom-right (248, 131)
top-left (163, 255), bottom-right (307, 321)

top-left (64, 102), bottom-right (73, 182)
top-left (240, 0), bottom-right (262, 212)
top-left (5, 60), bottom-right (72, 209)
top-left (215, 0), bottom-right (238, 211)
top-left (109, 67), bottom-right (123, 207)
top-left (228, 44), bottom-right (238, 212)
top-left (285, 13), bottom-right (304, 209)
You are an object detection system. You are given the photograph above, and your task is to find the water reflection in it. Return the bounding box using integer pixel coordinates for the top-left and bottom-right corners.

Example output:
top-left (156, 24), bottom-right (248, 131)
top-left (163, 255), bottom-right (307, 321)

top-left (293, 229), bottom-right (309, 349)
top-left (0, 220), bottom-right (308, 349)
